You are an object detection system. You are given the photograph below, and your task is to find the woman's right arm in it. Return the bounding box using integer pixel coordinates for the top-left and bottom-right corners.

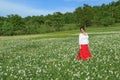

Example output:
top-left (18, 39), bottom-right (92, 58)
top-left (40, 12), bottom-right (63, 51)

top-left (80, 45), bottom-right (81, 49)
top-left (79, 34), bottom-right (81, 49)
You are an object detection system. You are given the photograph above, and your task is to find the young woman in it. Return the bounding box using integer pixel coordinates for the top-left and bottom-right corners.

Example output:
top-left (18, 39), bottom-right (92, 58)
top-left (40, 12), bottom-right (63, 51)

top-left (76, 26), bottom-right (92, 60)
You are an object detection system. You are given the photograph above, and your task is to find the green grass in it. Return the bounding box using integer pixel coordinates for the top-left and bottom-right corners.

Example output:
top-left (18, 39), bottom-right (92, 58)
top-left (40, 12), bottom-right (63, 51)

top-left (0, 26), bottom-right (120, 80)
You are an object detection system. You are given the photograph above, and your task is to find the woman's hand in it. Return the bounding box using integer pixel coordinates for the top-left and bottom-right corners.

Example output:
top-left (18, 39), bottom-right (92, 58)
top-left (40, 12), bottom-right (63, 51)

top-left (80, 45), bottom-right (81, 49)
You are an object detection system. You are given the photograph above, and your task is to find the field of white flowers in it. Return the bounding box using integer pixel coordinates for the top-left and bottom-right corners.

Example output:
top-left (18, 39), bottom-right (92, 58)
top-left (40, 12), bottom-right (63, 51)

top-left (0, 32), bottom-right (120, 80)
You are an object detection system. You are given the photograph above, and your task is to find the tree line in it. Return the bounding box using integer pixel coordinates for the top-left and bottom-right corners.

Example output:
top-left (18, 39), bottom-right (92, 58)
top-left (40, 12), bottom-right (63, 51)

top-left (0, 0), bottom-right (120, 36)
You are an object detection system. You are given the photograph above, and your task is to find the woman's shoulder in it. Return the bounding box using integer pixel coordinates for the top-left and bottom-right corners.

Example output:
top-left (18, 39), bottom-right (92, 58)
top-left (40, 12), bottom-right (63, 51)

top-left (79, 33), bottom-right (83, 36)
top-left (79, 33), bottom-right (82, 35)
top-left (80, 33), bottom-right (88, 36)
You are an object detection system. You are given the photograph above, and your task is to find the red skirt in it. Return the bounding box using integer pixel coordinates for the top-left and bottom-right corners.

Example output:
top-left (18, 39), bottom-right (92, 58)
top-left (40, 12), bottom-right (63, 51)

top-left (76, 44), bottom-right (92, 60)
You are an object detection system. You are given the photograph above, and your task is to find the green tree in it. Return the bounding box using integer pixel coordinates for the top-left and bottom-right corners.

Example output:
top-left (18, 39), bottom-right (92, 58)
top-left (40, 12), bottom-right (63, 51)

top-left (7, 14), bottom-right (25, 35)
top-left (74, 4), bottom-right (94, 26)
top-left (1, 21), bottom-right (14, 35)
top-left (74, 7), bottom-right (83, 26)
top-left (45, 12), bottom-right (64, 31)
top-left (82, 4), bottom-right (94, 26)
top-left (24, 16), bottom-right (41, 34)
top-left (100, 17), bottom-right (115, 26)
top-left (63, 12), bottom-right (76, 24)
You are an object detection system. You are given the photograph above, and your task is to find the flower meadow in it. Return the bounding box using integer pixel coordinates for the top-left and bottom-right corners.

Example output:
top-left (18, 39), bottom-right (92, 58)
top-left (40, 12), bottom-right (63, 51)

top-left (0, 32), bottom-right (120, 80)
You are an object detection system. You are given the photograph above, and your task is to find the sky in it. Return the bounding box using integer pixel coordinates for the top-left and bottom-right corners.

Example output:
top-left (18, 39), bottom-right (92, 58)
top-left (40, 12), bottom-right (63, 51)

top-left (0, 0), bottom-right (118, 17)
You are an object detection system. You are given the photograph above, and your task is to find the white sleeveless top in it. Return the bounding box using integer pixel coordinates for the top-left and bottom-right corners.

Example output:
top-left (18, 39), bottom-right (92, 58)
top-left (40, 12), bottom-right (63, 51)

top-left (79, 33), bottom-right (89, 45)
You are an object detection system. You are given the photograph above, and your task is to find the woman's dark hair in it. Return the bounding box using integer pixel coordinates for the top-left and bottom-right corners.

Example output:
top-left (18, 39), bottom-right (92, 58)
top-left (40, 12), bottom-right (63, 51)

top-left (80, 26), bottom-right (86, 31)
